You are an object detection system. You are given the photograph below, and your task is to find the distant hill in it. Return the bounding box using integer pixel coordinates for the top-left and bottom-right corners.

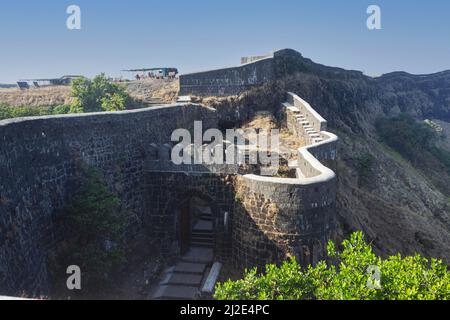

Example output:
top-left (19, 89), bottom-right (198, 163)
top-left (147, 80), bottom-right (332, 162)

top-left (0, 83), bottom-right (16, 89)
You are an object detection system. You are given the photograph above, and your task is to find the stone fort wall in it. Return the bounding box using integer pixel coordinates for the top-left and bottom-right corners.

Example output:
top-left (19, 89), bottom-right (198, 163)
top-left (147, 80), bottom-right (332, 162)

top-left (0, 91), bottom-right (337, 296)
top-left (231, 93), bottom-right (338, 269)
top-left (179, 53), bottom-right (276, 97)
top-left (0, 104), bottom-right (217, 296)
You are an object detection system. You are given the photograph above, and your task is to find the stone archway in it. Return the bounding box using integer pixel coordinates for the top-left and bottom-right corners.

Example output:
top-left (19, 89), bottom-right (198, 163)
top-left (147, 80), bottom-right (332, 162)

top-left (145, 171), bottom-right (236, 262)
top-left (176, 194), bottom-right (216, 256)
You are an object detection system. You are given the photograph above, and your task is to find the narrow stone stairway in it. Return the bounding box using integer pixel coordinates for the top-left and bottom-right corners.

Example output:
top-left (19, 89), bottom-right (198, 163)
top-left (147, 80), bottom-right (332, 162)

top-left (152, 247), bottom-right (214, 300)
top-left (286, 104), bottom-right (324, 144)
top-left (152, 206), bottom-right (215, 300)
top-left (191, 207), bottom-right (214, 249)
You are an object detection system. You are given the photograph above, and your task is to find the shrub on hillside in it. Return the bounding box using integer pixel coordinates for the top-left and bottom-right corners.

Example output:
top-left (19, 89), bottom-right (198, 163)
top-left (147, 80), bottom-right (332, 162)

top-left (356, 153), bottom-right (376, 188)
top-left (375, 114), bottom-right (436, 163)
top-left (53, 166), bottom-right (128, 291)
top-left (0, 104), bottom-right (71, 120)
top-left (214, 232), bottom-right (450, 300)
top-left (375, 114), bottom-right (450, 194)
top-left (70, 74), bottom-right (130, 113)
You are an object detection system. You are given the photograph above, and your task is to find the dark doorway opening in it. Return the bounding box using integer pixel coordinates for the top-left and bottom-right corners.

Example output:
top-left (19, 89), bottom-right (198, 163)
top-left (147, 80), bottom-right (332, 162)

top-left (178, 196), bottom-right (214, 255)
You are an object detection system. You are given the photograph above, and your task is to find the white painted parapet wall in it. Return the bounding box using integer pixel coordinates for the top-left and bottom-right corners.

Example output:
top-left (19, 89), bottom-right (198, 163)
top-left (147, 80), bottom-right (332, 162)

top-left (287, 92), bottom-right (327, 133)
top-left (243, 92), bottom-right (338, 186)
top-left (234, 93), bottom-right (337, 268)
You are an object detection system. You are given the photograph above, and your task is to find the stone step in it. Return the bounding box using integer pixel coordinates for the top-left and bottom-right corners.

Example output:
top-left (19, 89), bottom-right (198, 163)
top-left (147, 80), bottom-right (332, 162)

top-left (193, 220), bottom-right (213, 232)
top-left (192, 231), bottom-right (214, 237)
top-left (192, 230), bottom-right (213, 236)
top-left (191, 238), bottom-right (213, 245)
top-left (191, 242), bottom-right (214, 248)
top-left (173, 262), bottom-right (206, 275)
top-left (153, 285), bottom-right (199, 300)
top-left (181, 247), bottom-right (214, 264)
top-left (194, 206), bottom-right (212, 215)
top-left (191, 232), bottom-right (214, 241)
top-left (191, 233), bottom-right (213, 240)
top-left (160, 273), bottom-right (204, 287)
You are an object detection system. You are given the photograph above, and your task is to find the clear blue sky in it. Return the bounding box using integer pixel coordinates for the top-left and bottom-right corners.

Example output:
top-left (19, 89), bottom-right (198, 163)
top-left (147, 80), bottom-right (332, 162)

top-left (0, 0), bottom-right (449, 83)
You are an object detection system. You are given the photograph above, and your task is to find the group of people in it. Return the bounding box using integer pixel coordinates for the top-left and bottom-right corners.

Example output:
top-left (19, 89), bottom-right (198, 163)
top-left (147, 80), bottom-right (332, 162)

top-left (135, 71), bottom-right (177, 81)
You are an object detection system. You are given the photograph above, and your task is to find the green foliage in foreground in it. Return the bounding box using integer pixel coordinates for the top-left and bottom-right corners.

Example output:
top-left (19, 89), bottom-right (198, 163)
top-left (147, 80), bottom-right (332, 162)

top-left (56, 166), bottom-right (128, 289)
top-left (70, 73), bottom-right (130, 113)
top-left (0, 104), bottom-right (71, 120)
top-left (215, 232), bottom-right (450, 300)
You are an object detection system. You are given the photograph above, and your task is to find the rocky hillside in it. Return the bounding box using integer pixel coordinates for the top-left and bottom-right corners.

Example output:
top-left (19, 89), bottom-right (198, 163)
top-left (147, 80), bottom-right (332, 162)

top-left (121, 79), bottom-right (179, 105)
top-left (211, 50), bottom-right (450, 262)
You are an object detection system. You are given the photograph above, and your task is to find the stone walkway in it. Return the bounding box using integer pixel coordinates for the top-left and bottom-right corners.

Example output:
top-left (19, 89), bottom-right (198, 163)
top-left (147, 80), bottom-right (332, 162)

top-left (152, 247), bottom-right (214, 300)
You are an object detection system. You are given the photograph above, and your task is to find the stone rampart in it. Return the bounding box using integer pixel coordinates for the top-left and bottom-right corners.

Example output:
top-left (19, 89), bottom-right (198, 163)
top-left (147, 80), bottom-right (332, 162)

top-left (179, 54), bottom-right (275, 96)
top-left (0, 104), bottom-right (217, 296)
top-left (0, 89), bottom-right (337, 296)
top-left (231, 93), bottom-right (338, 269)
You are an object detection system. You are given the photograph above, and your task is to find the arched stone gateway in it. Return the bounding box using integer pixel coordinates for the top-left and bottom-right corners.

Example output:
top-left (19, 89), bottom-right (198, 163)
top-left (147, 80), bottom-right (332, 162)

top-left (144, 171), bottom-right (235, 261)
top-left (176, 194), bottom-right (217, 255)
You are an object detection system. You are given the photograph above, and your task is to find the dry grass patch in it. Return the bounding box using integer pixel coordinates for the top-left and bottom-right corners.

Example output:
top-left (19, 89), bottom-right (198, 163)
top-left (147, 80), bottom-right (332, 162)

top-left (0, 86), bottom-right (72, 107)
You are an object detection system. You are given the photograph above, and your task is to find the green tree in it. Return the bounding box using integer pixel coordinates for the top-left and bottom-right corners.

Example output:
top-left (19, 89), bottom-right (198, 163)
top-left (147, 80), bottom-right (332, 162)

top-left (70, 73), bottom-right (129, 113)
top-left (375, 114), bottom-right (436, 163)
top-left (0, 104), bottom-right (71, 120)
top-left (55, 166), bottom-right (128, 289)
top-left (356, 153), bottom-right (376, 188)
top-left (214, 232), bottom-right (450, 300)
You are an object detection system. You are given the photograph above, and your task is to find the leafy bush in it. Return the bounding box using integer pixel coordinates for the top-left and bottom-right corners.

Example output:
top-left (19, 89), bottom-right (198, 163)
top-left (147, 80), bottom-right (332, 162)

top-left (356, 153), bottom-right (376, 188)
top-left (52, 104), bottom-right (72, 115)
top-left (55, 166), bottom-right (128, 289)
top-left (214, 232), bottom-right (450, 300)
top-left (0, 74), bottom-right (130, 121)
top-left (430, 147), bottom-right (450, 175)
top-left (376, 114), bottom-right (450, 194)
top-left (375, 114), bottom-right (436, 163)
top-left (0, 104), bottom-right (71, 120)
top-left (70, 74), bottom-right (130, 113)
